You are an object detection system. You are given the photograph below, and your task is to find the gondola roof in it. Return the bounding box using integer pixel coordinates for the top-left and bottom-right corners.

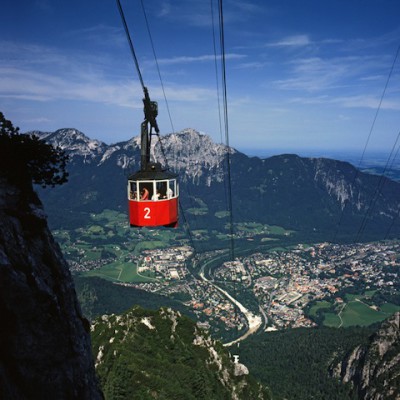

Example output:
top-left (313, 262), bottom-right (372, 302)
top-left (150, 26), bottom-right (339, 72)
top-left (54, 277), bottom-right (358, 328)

top-left (128, 162), bottom-right (177, 181)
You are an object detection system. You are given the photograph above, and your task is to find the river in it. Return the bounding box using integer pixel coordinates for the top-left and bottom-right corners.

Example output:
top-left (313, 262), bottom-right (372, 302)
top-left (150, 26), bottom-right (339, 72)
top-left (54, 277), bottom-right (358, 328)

top-left (198, 260), bottom-right (263, 347)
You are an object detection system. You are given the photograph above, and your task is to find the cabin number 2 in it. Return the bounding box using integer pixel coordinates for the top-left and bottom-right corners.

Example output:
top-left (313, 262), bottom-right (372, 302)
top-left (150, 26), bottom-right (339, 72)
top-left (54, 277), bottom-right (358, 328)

top-left (144, 207), bottom-right (151, 219)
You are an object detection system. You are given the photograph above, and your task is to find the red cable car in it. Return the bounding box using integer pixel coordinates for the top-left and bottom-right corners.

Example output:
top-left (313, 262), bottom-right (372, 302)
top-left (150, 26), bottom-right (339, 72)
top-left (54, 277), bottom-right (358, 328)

top-left (128, 164), bottom-right (178, 227)
top-left (127, 88), bottom-right (179, 228)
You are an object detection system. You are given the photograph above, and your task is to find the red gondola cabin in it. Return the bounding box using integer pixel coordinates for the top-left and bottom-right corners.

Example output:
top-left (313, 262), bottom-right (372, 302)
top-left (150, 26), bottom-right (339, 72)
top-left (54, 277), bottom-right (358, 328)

top-left (128, 163), bottom-right (178, 228)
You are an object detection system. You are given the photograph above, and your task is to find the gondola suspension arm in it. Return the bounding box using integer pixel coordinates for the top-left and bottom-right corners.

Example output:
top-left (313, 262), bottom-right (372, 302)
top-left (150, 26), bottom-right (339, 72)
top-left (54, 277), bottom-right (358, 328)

top-left (116, 0), bottom-right (159, 171)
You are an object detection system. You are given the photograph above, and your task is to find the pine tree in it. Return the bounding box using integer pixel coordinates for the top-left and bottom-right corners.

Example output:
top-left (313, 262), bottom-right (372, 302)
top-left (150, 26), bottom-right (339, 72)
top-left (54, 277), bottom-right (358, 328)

top-left (0, 112), bottom-right (68, 187)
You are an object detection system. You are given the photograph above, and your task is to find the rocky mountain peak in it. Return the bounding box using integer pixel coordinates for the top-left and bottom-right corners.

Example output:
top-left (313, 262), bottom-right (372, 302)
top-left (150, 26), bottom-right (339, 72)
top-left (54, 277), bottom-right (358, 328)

top-left (31, 128), bottom-right (107, 161)
top-left (151, 128), bottom-right (233, 184)
top-left (159, 128), bottom-right (232, 154)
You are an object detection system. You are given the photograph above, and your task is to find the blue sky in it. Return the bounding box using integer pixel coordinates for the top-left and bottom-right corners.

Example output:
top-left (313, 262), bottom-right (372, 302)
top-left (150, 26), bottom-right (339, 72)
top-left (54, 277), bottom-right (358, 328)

top-left (1, 0), bottom-right (400, 156)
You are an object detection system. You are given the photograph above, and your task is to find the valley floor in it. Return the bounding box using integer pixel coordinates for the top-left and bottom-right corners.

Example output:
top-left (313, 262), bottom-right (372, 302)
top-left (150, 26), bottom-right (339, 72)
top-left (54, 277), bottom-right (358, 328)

top-left (53, 210), bottom-right (400, 341)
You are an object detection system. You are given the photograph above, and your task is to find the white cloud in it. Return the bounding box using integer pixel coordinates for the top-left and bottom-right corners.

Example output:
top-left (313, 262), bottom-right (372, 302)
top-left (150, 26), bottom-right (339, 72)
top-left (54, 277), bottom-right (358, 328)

top-left (155, 53), bottom-right (246, 66)
top-left (0, 65), bottom-right (138, 106)
top-left (272, 54), bottom-right (390, 93)
top-left (235, 61), bottom-right (270, 69)
top-left (65, 25), bottom-right (126, 48)
top-left (267, 34), bottom-right (311, 47)
top-left (287, 93), bottom-right (400, 111)
top-left (25, 116), bottom-right (52, 124)
top-left (335, 95), bottom-right (400, 111)
top-left (157, 1), bottom-right (171, 17)
top-left (154, 85), bottom-right (215, 102)
top-left (0, 60), bottom-right (217, 109)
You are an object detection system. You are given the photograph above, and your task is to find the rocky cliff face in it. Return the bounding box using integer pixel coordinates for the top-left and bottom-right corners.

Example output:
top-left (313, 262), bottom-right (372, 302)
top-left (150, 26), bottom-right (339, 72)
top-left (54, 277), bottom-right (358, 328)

top-left (332, 312), bottom-right (400, 400)
top-left (0, 176), bottom-right (103, 399)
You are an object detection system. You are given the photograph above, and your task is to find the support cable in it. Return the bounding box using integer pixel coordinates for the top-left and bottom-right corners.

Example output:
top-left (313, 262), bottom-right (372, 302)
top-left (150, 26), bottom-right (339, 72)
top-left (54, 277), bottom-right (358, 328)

top-left (217, 0), bottom-right (239, 338)
top-left (332, 44), bottom-right (400, 242)
top-left (116, 0), bottom-right (169, 173)
top-left (210, 0), bottom-right (224, 144)
top-left (138, 3), bottom-right (200, 240)
top-left (218, 0), bottom-right (235, 261)
top-left (140, 0), bottom-right (175, 136)
top-left (384, 143), bottom-right (400, 239)
top-left (211, 0), bottom-right (231, 232)
top-left (356, 130), bottom-right (400, 241)
top-left (358, 45), bottom-right (400, 170)
top-left (137, 0), bottom-right (200, 253)
top-left (116, 0), bottom-right (146, 92)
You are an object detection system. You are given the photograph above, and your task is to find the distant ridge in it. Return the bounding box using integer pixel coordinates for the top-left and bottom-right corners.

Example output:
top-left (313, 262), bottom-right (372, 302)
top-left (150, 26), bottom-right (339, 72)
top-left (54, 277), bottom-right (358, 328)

top-left (31, 127), bottom-right (400, 240)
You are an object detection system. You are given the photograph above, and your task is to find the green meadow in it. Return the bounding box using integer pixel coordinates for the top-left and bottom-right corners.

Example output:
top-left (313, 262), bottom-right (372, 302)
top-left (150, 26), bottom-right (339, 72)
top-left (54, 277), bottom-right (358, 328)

top-left (83, 261), bottom-right (156, 283)
top-left (336, 300), bottom-right (384, 327)
top-left (310, 292), bottom-right (400, 328)
top-left (53, 209), bottom-right (178, 283)
top-left (308, 300), bottom-right (331, 318)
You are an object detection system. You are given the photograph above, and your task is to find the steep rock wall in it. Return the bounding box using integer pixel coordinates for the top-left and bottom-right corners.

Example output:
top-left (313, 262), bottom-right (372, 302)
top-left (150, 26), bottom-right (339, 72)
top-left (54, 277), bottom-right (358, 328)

top-left (0, 177), bottom-right (103, 399)
top-left (332, 312), bottom-right (400, 400)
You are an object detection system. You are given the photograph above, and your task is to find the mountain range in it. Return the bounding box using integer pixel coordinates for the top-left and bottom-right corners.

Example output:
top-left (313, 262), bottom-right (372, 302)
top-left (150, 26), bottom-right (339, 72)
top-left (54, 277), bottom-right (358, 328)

top-left (31, 127), bottom-right (400, 241)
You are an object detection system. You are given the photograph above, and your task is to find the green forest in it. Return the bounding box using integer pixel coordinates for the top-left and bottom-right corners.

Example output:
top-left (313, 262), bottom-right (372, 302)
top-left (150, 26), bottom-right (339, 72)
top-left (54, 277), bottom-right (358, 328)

top-left (75, 276), bottom-right (196, 321)
top-left (238, 325), bottom-right (377, 399)
top-left (91, 306), bottom-right (269, 399)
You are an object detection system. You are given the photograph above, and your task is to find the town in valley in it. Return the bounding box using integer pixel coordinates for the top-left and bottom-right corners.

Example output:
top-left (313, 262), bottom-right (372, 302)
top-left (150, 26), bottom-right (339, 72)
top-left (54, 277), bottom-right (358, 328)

top-left (66, 228), bottom-right (400, 339)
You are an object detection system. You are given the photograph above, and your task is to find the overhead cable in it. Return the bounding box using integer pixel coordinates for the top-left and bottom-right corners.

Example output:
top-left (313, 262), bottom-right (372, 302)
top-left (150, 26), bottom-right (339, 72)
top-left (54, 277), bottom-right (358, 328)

top-left (116, 0), bottom-right (146, 91)
top-left (333, 43), bottom-right (400, 242)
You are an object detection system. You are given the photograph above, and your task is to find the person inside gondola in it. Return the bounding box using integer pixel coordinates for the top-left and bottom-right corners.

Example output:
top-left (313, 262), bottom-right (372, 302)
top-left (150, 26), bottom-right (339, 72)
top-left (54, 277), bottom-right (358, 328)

top-left (152, 191), bottom-right (160, 200)
top-left (156, 182), bottom-right (167, 199)
top-left (140, 187), bottom-right (149, 200)
top-left (166, 185), bottom-right (173, 199)
top-left (130, 182), bottom-right (137, 200)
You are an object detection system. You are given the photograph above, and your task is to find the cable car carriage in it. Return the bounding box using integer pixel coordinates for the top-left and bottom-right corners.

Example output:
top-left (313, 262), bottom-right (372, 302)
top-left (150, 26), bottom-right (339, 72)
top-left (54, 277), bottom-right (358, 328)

top-left (128, 163), bottom-right (178, 227)
top-left (127, 87), bottom-right (179, 228)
